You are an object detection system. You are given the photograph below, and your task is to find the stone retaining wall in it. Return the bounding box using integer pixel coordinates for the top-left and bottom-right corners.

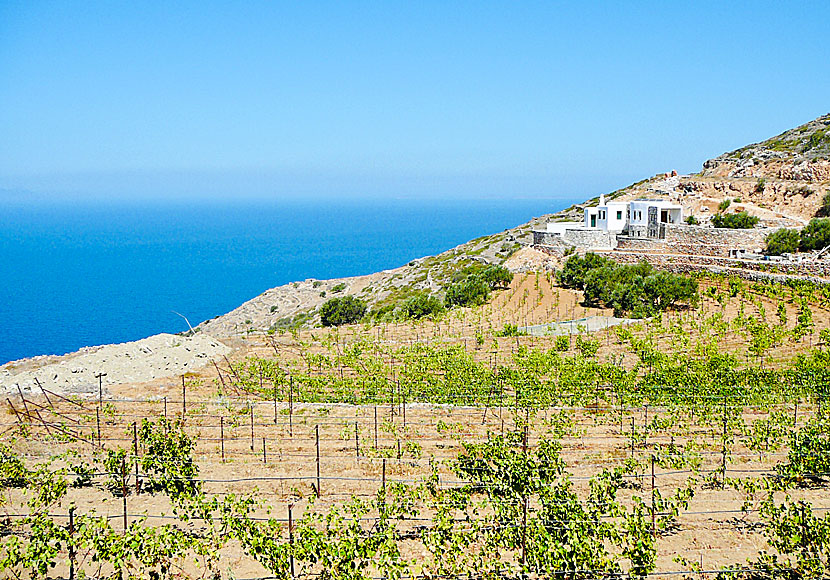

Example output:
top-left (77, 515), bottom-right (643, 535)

top-left (604, 252), bottom-right (830, 285)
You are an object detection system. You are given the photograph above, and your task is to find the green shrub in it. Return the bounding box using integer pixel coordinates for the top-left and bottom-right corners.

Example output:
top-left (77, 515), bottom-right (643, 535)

top-left (553, 335), bottom-right (570, 351)
top-left (799, 218), bottom-right (830, 252)
top-left (559, 254), bottom-right (698, 318)
top-left (445, 276), bottom-right (490, 308)
top-left (479, 265), bottom-right (514, 289)
top-left (557, 253), bottom-right (615, 289)
top-left (331, 283), bottom-right (346, 293)
top-left (684, 215), bottom-right (699, 225)
top-left (320, 296), bottom-right (367, 326)
top-left (717, 198), bottom-right (732, 212)
top-left (399, 293), bottom-right (444, 319)
top-left (496, 323), bottom-right (525, 337)
top-left (711, 211), bottom-right (760, 229)
top-left (443, 264), bottom-right (513, 309)
top-left (765, 228), bottom-right (801, 255)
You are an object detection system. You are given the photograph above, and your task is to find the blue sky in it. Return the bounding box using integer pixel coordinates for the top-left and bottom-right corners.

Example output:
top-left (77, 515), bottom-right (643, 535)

top-left (1, 1), bottom-right (828, 201)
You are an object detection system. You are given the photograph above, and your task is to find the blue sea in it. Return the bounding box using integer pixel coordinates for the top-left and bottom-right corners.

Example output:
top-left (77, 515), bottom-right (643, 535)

top-left (0, 196), bottom-right (571, 363)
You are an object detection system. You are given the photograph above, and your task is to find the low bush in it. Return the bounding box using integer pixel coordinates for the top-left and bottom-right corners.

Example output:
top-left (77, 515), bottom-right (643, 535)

top-left (765, 228), bottom-right (801, 255)
top-left (320, 296), bottom-right (367, 326)
top-left (558, 254), bottom-right (698, 318)
top-left (799, 218), bottom-right (830, 252)
top-left (444, 264), bottom-right (514, 308)
top-left (711, 211), bottom-right (759, 229)
top-left (399, 293), bottom-right (444, 319)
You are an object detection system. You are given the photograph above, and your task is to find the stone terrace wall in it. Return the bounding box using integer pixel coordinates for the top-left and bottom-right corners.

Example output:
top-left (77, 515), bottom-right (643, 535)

top-left (533, 229), bottom-right (617, 250)
top-left (538, 224), bottom-right (771, 258)
top-left (562, 229), bottom-right (617, 250)
top-left (663, 225), bottom-right (768, 257)
top-left (604, 252), bottom-right (830, 285)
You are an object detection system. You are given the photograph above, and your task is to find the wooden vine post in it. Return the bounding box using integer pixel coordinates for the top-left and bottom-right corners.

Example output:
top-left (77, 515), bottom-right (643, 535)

top-left (315, 424), bottom-right (321, 497)
top-left (651, 454), bottom-right (656, 536)
top-left (288, 502), bottom-right (296, 578)
top-left (249, 402), bottom-right (256, 451)
top-left (68, 507), bottom-right (76, 580)
top-left (289, 376), bottom-right (294, 438)
top-left (220, 416), bottom-right (225, 463)
top-left (121, 455), bottom-right (128, 533)
top-left (133, 421), bottom-right (140, 494)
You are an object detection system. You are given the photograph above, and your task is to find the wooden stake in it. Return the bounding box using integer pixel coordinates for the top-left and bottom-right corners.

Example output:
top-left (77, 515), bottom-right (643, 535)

top-left (374, 405), bottom-right (378, 449)
top-left (315, 424), bottom-right (321, 497)
top-left (250, 403), bottom-right (255, 451)
top-left (220, 416), bottom-right (225, 463)
top-left (68, 507), bottom-right (76, 580)
top-left (96, 407), bottom-right (101, 447)
top-left (288, 503), bottom-right (295, 578)
top-left (133, 422), bottom-right (140, 494)
top-left (121, 455), bottom-right (128, 533)
top-left (354, 420), bottom-right (359, 461)
top-left (651, 454), bottom-right (656, 536)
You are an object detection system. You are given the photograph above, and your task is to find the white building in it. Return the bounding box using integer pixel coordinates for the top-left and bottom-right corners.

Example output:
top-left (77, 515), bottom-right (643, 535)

top-left (583, 196), bottom-right (682, 238)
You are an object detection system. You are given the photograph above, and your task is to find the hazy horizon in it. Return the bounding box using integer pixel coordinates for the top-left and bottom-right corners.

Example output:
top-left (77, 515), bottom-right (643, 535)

top-left (2, 2), bottom-right (828, 203)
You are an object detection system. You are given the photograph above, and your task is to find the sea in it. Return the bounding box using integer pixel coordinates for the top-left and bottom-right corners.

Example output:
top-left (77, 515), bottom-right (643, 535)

top-left (0, 196), bottom-right (575, 364)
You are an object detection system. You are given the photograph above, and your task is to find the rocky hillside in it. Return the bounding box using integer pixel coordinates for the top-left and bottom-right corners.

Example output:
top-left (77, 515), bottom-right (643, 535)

top-left (584, 114), bottom-right (830, 227)
top-left (197, 113), bottom-right (830, 337)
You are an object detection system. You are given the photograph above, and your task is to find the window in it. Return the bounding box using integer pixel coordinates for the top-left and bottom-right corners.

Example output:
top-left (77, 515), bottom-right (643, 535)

top-left (617, 210), bottom-right (622, 220)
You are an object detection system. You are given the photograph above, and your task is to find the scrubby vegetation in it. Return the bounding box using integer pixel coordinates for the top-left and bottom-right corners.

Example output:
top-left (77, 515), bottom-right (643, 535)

top-left (766, 219), bottom-right (830, 254)
top-left (320, 295), bottom-right (367, 326)
top-left (558, 254), bottom-right (698, 317)
top-left (766, 228), bottom-right (801, 255)
top-left (444, 264), bottom-right (513, 308)
top-left (799, 218), bottom-right (830, 252)
top-left (711, 211), bottom-right (760, 229)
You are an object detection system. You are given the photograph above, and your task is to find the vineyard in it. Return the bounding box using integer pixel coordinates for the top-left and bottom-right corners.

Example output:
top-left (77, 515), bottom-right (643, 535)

top-left (3, 272), bottom-right (830, 579)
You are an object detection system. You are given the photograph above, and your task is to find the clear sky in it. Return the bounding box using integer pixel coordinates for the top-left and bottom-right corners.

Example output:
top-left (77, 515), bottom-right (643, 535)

top-left (1, 1), bottom-right (828, 201)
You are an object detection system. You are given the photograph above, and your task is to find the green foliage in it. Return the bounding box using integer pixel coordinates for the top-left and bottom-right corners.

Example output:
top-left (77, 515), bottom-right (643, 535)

top-left (766, 228), bottom-right (801, 255)
top-left (559, 254), bottom-right (698, 318)
top-left (138, 417), bottom-right (199, 500)
top-left (444, 264), bottom-right (514, 309)
top-left (775, 407), bottom-right (830, 485)
top-left (718, 198), bottom-right (732, 212)
top-left (0, 445), bottom-right (30, 488)
top-left (320, 296), bottom-right (367, 327)
top-left (711, 211), bottom-right (760, 229)
top-left (331, 282), bottom-right (346, 293)
top-left (742, 496), bottom-right (830, 578)
top-left (495, 323), bottom-right (525, 337)
top-left (399, 293), bottom-right (444, 320)
top-left (444, 275), bottom-right (490, 308)
top-left (685, 215), bottom-right (699, 225)
top-left (557, 253), bottom-right (614, 289)
top-left (799, 218), bottom-right (830, 252)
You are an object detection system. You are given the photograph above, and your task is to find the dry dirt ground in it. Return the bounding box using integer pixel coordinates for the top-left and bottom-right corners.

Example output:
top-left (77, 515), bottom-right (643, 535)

top-left (4, 272), bottom-right (830, 578)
